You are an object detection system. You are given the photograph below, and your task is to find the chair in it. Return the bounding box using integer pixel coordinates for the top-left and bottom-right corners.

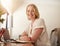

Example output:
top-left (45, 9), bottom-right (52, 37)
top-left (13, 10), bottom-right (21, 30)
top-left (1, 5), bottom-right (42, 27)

top-left (50, 28), bottom-right (60, 46)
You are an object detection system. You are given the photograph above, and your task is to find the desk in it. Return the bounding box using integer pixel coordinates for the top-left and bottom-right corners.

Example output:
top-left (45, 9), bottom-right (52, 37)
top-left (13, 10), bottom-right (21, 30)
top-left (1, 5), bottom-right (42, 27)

top-left (0, 40), bottom-right (34, 46)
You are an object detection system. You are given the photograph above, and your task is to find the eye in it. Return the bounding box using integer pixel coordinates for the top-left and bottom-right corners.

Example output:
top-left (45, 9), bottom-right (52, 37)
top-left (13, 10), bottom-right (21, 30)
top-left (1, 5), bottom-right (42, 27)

top-left (27, 10), bottom-right (30, 12)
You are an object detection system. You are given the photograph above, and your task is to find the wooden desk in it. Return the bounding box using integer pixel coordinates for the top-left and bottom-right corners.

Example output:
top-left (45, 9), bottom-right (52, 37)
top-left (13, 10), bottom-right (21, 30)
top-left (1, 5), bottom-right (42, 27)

top-left (10, 40), bottom-right (34, 44)
top-left (0, 40), bottom-right (34, 46)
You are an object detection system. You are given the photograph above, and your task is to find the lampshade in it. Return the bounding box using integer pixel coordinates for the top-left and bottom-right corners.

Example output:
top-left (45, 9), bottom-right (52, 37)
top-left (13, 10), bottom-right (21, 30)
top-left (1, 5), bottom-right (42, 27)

top-left (11, 0), bottom-right (24, 13)
top-left (0, 4), bottom-right (7, 16)
top-left (1, 0), bottom-right (24, 13)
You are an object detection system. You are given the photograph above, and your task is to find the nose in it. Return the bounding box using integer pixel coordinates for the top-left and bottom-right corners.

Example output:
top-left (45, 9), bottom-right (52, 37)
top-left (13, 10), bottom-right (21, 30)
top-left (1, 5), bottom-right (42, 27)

top-left (29, 11), bottom-right (33, 16)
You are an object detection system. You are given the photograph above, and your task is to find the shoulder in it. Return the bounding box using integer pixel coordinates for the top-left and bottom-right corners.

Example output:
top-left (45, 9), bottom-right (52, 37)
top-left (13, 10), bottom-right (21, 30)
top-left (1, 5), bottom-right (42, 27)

top-left (33, 18), bottom-right (45, 29)
top-left (34, 18), bottom-right (45, 25)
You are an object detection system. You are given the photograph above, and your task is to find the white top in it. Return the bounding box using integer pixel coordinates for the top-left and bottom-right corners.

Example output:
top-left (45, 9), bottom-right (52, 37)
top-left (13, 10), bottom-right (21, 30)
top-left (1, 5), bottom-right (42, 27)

top-left (25, 18), bottom-right (50, 46)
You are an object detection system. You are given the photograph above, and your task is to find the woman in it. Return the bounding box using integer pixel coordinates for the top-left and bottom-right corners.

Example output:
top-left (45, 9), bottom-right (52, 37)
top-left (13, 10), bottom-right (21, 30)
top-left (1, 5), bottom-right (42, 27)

top-left (20, 4), bottom-right (49, 46)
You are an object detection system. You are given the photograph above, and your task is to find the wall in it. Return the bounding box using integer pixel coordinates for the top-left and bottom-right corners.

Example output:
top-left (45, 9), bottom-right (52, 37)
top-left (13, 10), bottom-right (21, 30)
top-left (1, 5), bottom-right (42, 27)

top-left (11, 0), bottom-right (60, 39)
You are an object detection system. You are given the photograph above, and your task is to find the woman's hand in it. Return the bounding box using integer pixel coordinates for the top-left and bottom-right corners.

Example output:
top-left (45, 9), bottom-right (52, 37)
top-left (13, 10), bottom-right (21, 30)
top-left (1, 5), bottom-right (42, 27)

top-left (21, 31), bottom-right (28, 36)
top-left (20, 36), bottom-right (30, 41)
top-left (19, 36), bottom-right (34, 46)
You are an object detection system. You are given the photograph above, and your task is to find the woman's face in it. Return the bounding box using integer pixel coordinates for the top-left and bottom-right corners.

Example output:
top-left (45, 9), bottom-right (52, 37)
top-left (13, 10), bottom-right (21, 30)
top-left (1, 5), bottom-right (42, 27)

top-left (26, 6), bottom-right (36, 20)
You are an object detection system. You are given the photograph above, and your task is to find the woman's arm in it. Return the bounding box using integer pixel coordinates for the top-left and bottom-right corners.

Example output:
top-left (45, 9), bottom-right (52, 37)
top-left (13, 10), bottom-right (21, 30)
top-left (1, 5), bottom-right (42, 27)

top-left (30, 28), bottom-right (43, 42)
top-left (20, 28), bottom-right (43, 42)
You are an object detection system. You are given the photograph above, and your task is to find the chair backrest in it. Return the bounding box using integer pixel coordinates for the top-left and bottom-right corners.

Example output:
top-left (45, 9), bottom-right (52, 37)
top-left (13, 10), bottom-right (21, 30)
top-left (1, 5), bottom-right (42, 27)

top-left (57, 28), bottom-right (60, 46)
top-left (50, 28), bottom-right (60, 46)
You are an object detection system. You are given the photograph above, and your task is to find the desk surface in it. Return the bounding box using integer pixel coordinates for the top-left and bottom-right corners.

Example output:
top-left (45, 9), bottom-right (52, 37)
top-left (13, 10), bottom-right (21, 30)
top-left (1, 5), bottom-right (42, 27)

top-left (0, 39), bottom-right (34, 44)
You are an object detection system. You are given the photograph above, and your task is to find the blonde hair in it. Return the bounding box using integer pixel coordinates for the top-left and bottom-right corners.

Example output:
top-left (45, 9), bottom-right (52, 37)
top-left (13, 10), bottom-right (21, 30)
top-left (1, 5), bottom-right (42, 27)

top-left (26, 4), bottom-right (40, 19)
